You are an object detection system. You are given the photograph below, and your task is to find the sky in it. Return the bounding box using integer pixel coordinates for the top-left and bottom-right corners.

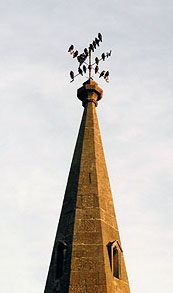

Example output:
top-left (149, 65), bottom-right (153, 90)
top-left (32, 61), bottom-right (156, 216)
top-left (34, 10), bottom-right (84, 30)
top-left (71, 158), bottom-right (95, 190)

top-left (0, 0), bottom-right (173, 292)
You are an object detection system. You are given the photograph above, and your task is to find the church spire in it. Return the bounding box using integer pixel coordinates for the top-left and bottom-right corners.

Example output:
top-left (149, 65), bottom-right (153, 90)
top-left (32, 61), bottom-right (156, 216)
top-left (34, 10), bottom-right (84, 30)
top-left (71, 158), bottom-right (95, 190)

top-left (44, 78), bottom-right (130, 292)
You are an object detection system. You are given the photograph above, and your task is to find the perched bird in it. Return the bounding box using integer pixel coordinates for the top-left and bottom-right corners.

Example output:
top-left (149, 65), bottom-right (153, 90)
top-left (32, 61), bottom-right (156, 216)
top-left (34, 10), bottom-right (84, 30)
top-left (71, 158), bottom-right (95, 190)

top-left (95, 57), bottom-right (99, 65)
top-left (104, 71), bottom-right (109, 78)
top-left (101, 53), bottom-right (106, 61)
top-left (89, 43), bottom-right (94, 52)
top-left (95, 37), bottom-right (100, 46)
top-left (70, 71), bottom-right (74, 80)
top-left (77, 54), bottom-right (85, 65)
top-left (78, 67), bottom-right (83, 75)
top-left (99, 70), bottom-right (105, 78)
top-left (104, 71), bottom-right (109, 82)
top-left (77, 55), bottom-right (83, 64)
top-left (68, 44), bottom-right (74, 52)
top-left (93, 40), bottom-right (96, 49)
top-left (80, 53), bottom-right (86, 58)
top-left (73, 50), bottom-right (78, 58)
top-left (95, 65), bottom-right (99, 74)
top-left (84, 48), bottom-right (88, 55)
top-left (83, 65), bottom-right (87, 74)
top-left (106, 50), bottom-right (112, 58)
top-left (98, 33), bottom-right (103, 42)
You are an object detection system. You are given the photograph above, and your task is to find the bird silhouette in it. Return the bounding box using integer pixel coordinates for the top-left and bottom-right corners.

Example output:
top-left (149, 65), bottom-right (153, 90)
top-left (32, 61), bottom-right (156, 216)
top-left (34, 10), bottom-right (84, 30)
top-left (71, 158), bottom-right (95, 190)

top-left (99, 70), bottom-right (105, 78)
top-left (93, 40), bottom-right (96, 49)
top-left (70, 71), bottom-right (74, 80)
top-left (98, 33), bottom-right (102, 42)
top-left (89, 44), bottom-right (94, 52)
top-left (95, 57), bottom-right (99, 65)
top-left (95, 38), bottom-right (100, 46)
top-left (84, 48), bottom-right (88, 55)
top-left (78, 67), bottom-right (83, 75)
top-left (104, 71), bottom-right (109, 82)
top-left (73, 50), bottom-right (78, 58)
top-left (101, 53), bottom-right (106, 61)
top-left (95, 66), bottom-right (99, 74)
top-left (83, 65), bottom-right (87, 74)
top-left (104, 71), bottom-right (109, 78)
top-left (77, 53), bottom-right (86, 65)
top-left (68, 45), bottom-right (74, 52)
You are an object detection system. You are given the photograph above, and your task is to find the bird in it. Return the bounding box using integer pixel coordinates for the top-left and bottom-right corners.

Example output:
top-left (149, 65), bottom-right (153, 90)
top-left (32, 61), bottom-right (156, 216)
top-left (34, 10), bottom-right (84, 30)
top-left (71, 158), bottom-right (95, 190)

top-left (104, 71), bottom-right (109, 78)
top-left (80, 53), bottom-right (86, 58)
top-left (73, 50), bottom-right (78, 58)
top-left (101, 53), bottom-right (106, 61)
top-left (83, 65), bottom-right (87, 74)
top-left (89, 43), bottom-right (94, 52)
top-left (108, 50), bottom-right (112, 56)
top-left (99, 70), bottom-right (105, 78)
top-left (70, 71), bottom-right (74, 80)
top-left (77, 55), bottom-right (83, 64)
top-left (78, 67), bottom-right (83, 75)
top-left (106, 50), bottom-right (112, 58)
top-left (95, 37), bottom-right (100, 46)
top-left (95, 65), bottom-right (99, 74)
top-left (68, 44), bottom-right (74, 52)
top-left (98, 33), bottom-right (103, 42)
top-left (104, 71), bottom-right (109, 82)
top-left (95, 57), bottom-right (99, 65)
top-left (93, 40), bottom-right (96, 49)
top-left (77, 54), bottom-right (85, 65)
top-left (84, 48), bottom-right (88, 55)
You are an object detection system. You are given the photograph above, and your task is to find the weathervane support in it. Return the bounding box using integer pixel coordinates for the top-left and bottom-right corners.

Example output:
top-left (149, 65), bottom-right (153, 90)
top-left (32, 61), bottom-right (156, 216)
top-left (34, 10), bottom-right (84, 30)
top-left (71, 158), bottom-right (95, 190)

top-left (89, 48), bottom-right (92, 79)
top-left (68, 33), bottom-right (112, 83)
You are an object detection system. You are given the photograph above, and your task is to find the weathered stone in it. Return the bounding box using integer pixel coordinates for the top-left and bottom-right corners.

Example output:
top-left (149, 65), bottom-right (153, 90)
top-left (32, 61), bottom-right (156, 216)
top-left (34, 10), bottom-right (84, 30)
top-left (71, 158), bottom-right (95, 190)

top-left (44, 79), bottom-right (130, 292)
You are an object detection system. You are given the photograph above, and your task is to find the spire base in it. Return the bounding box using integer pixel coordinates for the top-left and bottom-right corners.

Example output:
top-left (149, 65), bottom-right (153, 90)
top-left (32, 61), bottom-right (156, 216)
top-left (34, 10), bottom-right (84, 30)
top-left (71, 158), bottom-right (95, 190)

top-left (77, 78), bottom-right (103, 107)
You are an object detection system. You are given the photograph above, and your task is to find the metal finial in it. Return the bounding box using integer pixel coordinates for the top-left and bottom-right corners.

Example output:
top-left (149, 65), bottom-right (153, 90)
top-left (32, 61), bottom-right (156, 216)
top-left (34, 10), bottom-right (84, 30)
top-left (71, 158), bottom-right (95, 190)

top-left (68, 33), bottom-right (112, 83)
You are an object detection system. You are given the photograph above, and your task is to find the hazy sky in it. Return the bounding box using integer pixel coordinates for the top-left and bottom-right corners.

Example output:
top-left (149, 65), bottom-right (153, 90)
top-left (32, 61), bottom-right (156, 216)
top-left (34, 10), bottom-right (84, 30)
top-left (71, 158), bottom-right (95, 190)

top-left (0, 0), bottom-right (173, 292)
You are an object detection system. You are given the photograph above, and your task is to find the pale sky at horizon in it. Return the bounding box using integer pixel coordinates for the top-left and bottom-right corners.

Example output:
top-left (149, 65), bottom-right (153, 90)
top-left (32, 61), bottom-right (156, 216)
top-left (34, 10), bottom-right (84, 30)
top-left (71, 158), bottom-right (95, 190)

top-left (0, 0), bottom-right (173, 292)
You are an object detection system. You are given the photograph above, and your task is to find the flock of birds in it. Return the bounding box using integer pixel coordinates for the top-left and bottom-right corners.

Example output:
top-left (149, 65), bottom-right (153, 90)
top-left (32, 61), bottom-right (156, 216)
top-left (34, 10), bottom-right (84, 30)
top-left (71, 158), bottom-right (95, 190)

top-left (68, 33), bottom-right (111, 83)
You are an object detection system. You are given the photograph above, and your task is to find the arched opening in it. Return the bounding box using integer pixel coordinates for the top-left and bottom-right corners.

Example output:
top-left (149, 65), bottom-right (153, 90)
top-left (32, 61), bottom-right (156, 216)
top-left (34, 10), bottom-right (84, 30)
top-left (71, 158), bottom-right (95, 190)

top-left (107, 240), bottom-right (121, 279)
top-left (113, 247), bottom-right (119, 278)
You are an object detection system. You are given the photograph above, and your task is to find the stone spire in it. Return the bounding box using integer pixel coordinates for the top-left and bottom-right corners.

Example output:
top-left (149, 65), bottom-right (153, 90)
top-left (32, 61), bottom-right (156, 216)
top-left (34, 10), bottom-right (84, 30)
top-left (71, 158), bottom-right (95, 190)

top-left (44, 78), bottom-right (130, 293)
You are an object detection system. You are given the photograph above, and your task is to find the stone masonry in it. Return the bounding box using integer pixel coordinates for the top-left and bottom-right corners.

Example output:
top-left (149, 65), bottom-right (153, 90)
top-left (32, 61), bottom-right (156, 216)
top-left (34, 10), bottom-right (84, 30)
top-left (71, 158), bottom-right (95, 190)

top-left (44, 79), bottom-right (130, 293)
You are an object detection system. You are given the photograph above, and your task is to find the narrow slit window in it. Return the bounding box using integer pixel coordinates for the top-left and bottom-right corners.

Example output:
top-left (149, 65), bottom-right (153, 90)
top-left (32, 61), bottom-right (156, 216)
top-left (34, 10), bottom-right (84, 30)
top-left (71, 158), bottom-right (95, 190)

top-left (55, 241), bottom-right (67, 279)
top-left (113, 247), bottom-right (119, 279)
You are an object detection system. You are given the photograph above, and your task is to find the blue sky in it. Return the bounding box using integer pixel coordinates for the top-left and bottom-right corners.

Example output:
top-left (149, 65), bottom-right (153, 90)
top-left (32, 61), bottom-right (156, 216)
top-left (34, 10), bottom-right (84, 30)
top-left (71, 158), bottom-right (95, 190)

top-left (0, 0), bottom-right (173, 292)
